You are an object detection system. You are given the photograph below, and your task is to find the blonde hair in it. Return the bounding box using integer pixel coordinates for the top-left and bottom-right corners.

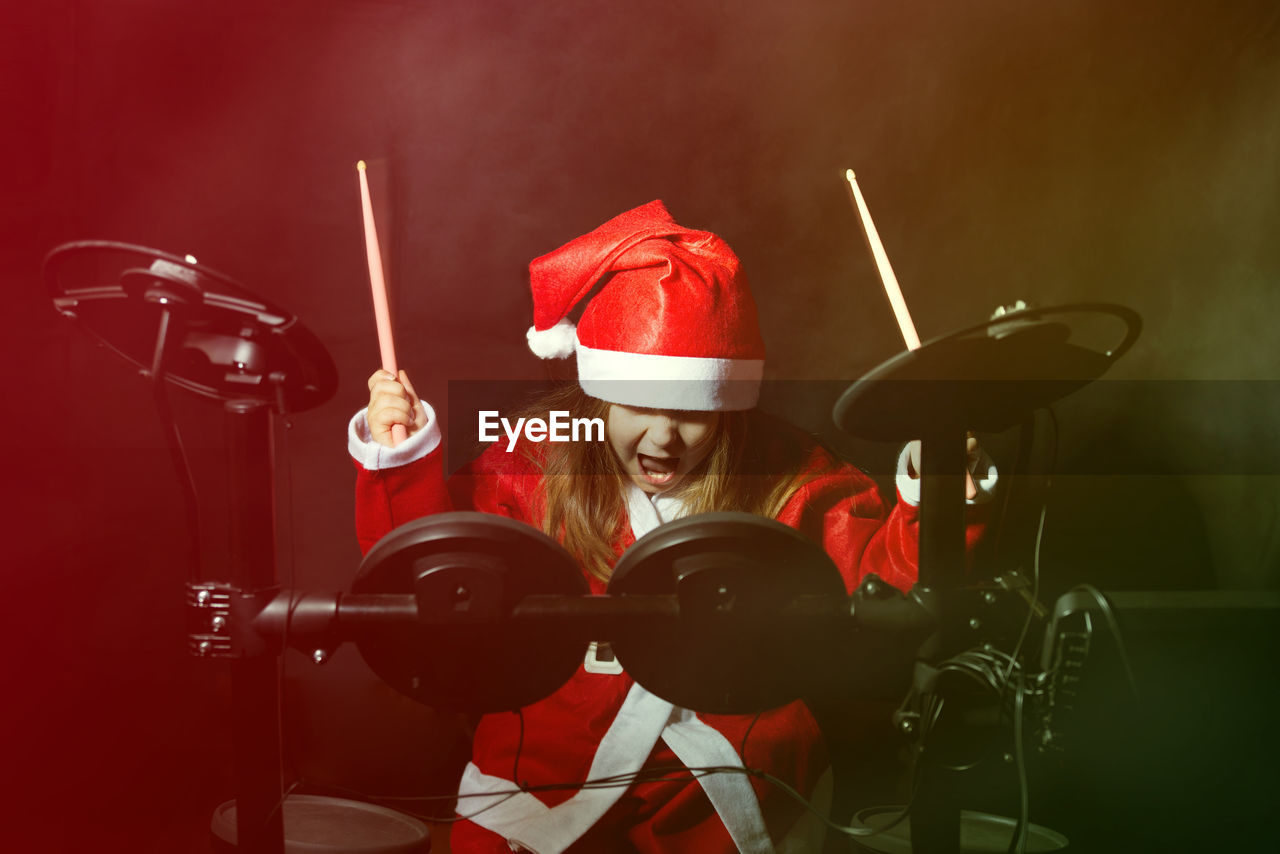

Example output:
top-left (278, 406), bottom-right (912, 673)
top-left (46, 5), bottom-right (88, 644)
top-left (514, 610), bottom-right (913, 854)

top-left (517, 384), bottom-right (833, 582)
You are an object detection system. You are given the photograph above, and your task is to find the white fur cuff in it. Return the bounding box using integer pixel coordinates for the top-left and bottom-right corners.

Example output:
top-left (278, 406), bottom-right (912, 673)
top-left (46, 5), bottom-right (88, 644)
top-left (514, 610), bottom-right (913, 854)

top-left (895, 444), bottom-right (998, 507)
top-left (347, 400), bottom-right (441, 470)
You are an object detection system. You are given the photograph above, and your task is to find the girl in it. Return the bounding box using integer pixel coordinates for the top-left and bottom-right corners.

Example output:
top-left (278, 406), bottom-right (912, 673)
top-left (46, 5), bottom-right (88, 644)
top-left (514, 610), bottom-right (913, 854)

top-left (349, 201), bottom-right (995, 853)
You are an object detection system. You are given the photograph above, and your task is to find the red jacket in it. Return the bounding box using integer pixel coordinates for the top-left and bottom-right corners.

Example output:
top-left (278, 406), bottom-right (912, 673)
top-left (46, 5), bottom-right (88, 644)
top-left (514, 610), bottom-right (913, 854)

top-left (353, 429), bottom-right (983, 853)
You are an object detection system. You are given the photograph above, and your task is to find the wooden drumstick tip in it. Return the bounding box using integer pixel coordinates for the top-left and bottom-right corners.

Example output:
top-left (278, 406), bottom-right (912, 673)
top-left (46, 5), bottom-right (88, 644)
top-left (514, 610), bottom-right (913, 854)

top-left (841, 165), bottom-right (923, 351)
top-left (357, 160), bottom-right (367, 171)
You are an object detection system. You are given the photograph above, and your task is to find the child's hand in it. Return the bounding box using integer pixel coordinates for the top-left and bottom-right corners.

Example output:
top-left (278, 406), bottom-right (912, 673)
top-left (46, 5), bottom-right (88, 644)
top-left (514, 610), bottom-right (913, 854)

top-left (906, 433), bottom-right (982, 500)
top-left (367, 369), bottom-right (423, 447)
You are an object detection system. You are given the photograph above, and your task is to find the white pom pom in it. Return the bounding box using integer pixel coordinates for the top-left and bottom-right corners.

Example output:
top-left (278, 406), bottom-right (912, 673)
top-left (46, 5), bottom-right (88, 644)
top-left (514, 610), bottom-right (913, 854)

top-left (526, 317), bottom-right (578, 359)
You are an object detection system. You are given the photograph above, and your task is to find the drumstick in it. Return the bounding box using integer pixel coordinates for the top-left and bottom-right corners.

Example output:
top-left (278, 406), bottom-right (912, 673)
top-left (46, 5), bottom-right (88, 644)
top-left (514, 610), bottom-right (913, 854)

top-left (843, 169), bottom-right (922, 351)
top-left (357, 159), bottom-right (407, 446)
top-left (845, 170), bottom-right (977, 494)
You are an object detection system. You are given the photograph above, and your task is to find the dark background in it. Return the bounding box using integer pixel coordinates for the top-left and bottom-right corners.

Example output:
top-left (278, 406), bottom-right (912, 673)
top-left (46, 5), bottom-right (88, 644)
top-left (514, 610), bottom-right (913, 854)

top-left (3, 0), bottom-right (1278, 850)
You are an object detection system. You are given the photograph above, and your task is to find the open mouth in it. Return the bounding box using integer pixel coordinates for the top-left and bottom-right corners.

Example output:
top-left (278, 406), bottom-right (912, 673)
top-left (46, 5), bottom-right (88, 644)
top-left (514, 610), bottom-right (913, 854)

top-left (637, 453), bottom-right (680, 486)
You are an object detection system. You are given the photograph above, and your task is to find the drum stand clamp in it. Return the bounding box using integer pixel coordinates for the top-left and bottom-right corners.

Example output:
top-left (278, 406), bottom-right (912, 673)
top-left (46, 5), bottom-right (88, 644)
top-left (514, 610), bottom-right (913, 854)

top-left (185, 582), bottom-right (416, 664)
top-left (187, 582), bottom-right (236, 658)
top-left (186, 582), bottom-right (289, 660)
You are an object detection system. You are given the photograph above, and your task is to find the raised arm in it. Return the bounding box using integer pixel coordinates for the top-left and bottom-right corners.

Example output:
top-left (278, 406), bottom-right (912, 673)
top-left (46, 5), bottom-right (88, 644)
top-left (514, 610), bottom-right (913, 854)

top-left (777, 443), bottom-right (996, 595)
top-left (350, 369), bottom-right (546, 554)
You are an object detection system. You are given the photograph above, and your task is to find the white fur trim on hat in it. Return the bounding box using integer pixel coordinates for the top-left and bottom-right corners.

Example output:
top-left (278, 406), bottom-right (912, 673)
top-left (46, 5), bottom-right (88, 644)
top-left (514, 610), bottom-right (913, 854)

top-left (526, 317), bottom-right (578, 359)
top-left (576, 341), bottom-right (763, 411)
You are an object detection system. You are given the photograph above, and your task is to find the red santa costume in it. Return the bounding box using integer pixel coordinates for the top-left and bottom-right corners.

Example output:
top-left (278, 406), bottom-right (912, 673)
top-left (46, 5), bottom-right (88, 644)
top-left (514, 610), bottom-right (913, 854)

top-left (348, 201), bottom-right (996, 853)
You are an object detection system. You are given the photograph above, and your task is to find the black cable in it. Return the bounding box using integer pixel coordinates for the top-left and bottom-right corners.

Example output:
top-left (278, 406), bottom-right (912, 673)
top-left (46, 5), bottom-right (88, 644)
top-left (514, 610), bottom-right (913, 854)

top-left (512, 708), bottom-right (527, 789)
top-left (1003, 497), bottom-right (1048, 689)
top-left (294, 777), bottom-right (521, 824)
top-left (1002, 405), bottom-right (1060, 688)
top-left (263, 779), bottom-right (303, 830)
top-left (290, 758), bottom-right (920, 839)
top-left (443, 791), bottom-right (523, 824)
top-left (738, 710), bottom-right (763, 765)
top-left (292, 765), bottom-right (742, 812)
top-left (1069, 584), bottom-right (1140, 700)
top-left (752, 765), bottom-right (919, 839)
top-left (943, 648), bottom-right (1015, 695)
top-left (929, 648), bottom-right (1022, 772)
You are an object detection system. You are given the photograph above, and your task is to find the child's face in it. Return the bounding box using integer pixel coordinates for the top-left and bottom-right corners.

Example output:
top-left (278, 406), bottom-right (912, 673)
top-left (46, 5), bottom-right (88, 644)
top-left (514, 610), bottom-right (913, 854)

top-left (606, 404), bottom-right (720, 495)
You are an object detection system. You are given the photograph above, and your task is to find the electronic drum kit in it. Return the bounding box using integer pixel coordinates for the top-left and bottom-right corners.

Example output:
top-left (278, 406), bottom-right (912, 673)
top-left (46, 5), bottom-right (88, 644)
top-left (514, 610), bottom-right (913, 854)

top-left (45, 240), bottom-right (1140, 853)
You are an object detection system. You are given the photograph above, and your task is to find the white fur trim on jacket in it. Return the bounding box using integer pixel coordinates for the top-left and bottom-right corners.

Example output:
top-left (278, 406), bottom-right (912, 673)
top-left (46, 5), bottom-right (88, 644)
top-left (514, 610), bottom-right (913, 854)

top-left (660, 708), bottom-right (773, 854)
top-left (457, 686), bottom-right (787, 854)
top-left (576, 340), bottom-right (763, 411)
top-left (347, 401), bottom-right (440, 470)
top-left (457, 685), bottom-right (675, 854)
top-left (624, 482), bottom-right (694, 539)
top-left (895, 443), bottom-right (998, 507)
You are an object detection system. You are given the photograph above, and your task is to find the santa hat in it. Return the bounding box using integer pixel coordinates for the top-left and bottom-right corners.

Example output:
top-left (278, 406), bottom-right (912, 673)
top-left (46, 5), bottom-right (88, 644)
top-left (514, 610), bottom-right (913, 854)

top-left (525, 200), bottom-right (765, 411)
